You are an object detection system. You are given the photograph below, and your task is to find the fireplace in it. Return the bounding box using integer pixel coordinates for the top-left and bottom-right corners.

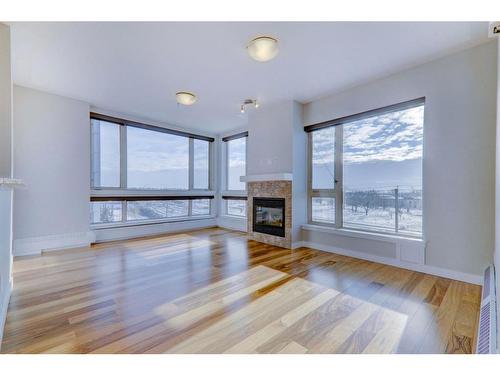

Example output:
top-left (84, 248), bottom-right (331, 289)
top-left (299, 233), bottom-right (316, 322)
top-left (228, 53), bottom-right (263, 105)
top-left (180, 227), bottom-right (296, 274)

top-left (253, 197), bottom-right (285, 237)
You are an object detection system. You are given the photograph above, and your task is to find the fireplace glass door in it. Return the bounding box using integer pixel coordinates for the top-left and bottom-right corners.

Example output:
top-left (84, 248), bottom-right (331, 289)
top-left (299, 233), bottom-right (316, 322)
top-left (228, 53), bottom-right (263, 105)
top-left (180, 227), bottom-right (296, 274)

top-left (253, 197), bottom-right (285, 237)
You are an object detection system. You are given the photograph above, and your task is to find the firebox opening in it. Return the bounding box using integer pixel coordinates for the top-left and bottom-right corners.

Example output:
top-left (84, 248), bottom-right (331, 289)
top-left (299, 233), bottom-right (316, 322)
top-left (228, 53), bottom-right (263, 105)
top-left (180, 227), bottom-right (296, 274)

top-left (253, 197), bottom-right (285, 237)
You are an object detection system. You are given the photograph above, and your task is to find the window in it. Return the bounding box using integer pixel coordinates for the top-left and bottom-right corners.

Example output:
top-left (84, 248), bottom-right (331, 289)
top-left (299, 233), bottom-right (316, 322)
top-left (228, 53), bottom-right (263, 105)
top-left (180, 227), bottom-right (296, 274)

top-left (90, 201), bottom-right (122, 224)
top-left (310, 126), bottom-right (339, 224)
top-left (90, 113), bottom-right (214, 226)
top-left (126, 200), bottom-right (191, 221)
top-left (91, 119), bottom-right (121, 188)
top-left (193, 139), bottom-right (210, 189)
top-left (226, 136), bottom-right (246, 191)
top-left (226, 199), bottom-right (247, 217)
top-left (127, 127), bottom-right (189, 190)
top-left (192, 199), bottom-right (210, 216)
top-left (222, 132), bottom-right (248, 217)
top-left (91, 197), bottom-right (210, 225)
top-left (307, 98), bottom-right (424, 237)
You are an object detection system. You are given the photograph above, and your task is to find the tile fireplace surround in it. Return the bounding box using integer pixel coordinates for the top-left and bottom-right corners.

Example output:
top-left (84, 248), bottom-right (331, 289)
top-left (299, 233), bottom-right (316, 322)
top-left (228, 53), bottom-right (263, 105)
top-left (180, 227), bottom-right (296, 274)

top-left (247, 180), bottom-right (292, 249)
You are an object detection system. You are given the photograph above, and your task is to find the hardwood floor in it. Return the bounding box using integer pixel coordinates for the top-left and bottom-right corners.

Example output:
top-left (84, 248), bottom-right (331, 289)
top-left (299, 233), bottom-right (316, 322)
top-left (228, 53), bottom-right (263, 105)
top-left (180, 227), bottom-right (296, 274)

top-left (1, 228), bottom-right (481, 354)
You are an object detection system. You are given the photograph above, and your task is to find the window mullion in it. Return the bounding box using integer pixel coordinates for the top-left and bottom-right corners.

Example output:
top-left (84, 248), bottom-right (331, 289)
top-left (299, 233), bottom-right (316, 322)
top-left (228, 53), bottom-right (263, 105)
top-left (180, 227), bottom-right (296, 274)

top-left (121, 200), bottom-right (127, 223)
top-left (188, 199), bottom-right (193, 217)
top-left (208, 141), bottom-right (213, 191)
top-left (244, 137), bottom-right (247, 192)
top-left (225, 141), bottom-right (230, 190)
top-left (188, 137), bottom-right (194, 191)
top-left (307, 133), bottom-right (312, 223)
top-left (335, 125), bottom-right (343, 228)
top-left (120, 125), bottom-right (127, 189)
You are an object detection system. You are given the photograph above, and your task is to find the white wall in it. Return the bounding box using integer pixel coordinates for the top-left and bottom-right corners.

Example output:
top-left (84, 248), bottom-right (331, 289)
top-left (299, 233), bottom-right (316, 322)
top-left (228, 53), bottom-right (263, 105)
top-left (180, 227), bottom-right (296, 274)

top-left (304, 41), bottom-right (497, 278)
top-left (94, 218), bottom-right (217, 242)
top-left (246, 100), bottom-right (307, 243)
top-left (495, 36), bottom-right (500, 352)
top-left (291, 101), bottom-right (307, 244)
top-left (0, 25), bottom-right (12, 178)
top-left (13, 86), bottom-right (93, 255)
top-left (247, 101), bottom-right (295, 175)
top-left (0, 23), bottom-right (13, 349)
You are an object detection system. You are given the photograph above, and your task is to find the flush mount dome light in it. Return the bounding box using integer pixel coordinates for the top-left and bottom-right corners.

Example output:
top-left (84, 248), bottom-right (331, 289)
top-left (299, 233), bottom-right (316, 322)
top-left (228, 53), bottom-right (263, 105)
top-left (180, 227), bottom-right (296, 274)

top-left (176, 91), bottom-right (197, 105)
top-left (247, 36), bottom-right (279, 62)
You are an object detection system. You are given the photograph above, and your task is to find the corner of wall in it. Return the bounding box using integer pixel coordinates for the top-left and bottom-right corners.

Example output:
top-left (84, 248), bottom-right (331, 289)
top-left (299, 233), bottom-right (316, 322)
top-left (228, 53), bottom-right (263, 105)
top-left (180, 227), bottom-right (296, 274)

top-left (0, 275), bottom-right (12, 351)
top-left (495, 35), bottom-right (500, 353)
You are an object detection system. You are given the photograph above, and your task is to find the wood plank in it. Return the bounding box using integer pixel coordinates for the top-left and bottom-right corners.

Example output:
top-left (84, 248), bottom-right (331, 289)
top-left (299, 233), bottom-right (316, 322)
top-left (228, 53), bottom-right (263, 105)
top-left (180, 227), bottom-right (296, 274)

top-left (1, 228), bottom-right (481, 354)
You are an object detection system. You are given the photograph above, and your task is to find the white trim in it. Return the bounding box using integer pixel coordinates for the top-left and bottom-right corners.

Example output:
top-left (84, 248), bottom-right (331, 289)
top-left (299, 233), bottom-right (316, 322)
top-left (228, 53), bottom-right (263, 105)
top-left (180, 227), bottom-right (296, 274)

top-left (91, 215), bottom-right (215, 230)
top-left (94, 218), bottom-right (217, 243)
top-left (217, 215), bottom-right (247, 232)
top-left (221, 190), bottom-right (247, 197)
top-left (292, 241), bottom-right (305, 249)
top-left (301, 240), bottom-right (482, 285)
top-left (0, 278), bottom-right (12, 351)
top-left (13, 231), bottom-right (96, 257)
top-left (302, 223), bottom-right (423, 243)
top-left (240, 173), bottom-right (293, 182)
top-left (91, 189), bottom-right (216, 197)
top-left (90, 106), bottom-right (217, 140)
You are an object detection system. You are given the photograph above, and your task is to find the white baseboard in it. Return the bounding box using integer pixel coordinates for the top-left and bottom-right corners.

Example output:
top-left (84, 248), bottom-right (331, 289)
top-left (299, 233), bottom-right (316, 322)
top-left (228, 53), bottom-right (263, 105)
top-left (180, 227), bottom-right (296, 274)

top-left (13, 231), bottom-right (96, 257)
top-left (292, 241), bottom-right (305, 249)
top-left (217, 216), bottom-right (247, 232)
top-left (0, 278), bottom-right (12, 351)
top-left (302, 241), bottom-right (482, 285)
top-left (94, 218), bottom-right (218, 243)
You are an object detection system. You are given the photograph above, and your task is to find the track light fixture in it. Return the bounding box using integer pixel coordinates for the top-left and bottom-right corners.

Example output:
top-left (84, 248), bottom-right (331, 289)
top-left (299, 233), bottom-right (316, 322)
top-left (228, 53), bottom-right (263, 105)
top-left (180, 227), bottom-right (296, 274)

top-left (240, 99), bottom-right (259, 113)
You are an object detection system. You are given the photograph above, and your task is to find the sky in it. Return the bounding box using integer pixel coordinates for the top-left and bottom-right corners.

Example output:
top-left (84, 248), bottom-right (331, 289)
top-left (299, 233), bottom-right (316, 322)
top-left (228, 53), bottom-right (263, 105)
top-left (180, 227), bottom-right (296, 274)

top-left (94, 121), bottom-right (209, 190)
top-left (313, 105), bottom-right (424, 190)
top-left (94, 104), bottom-right (423, 192)
top-left (227, 137), bottom-right (246, 190)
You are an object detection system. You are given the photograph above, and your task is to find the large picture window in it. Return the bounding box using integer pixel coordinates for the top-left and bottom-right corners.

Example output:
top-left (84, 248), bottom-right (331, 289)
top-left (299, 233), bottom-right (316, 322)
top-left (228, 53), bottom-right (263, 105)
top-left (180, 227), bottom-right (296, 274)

top-left (127, 126), bottom-right (189, 190)
top-left (222, 132), bottom-right (248, 217)
top-left (226, 136), bottom-right (246, 191)
top-left (90, 113), bottom-right (214, 226)
top-left (91, 119), bottom-right (121, 188)
top-left (307, 98), bottom-right (424, 237)
top-left (193, 139), bottom-right (210, 189)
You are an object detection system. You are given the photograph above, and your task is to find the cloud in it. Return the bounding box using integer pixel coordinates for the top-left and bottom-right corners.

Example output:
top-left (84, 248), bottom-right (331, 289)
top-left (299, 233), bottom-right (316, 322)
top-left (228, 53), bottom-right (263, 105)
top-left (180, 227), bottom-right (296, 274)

top-left (314, 105), bottom-right (424, 165)
top-left (126, 127), bottom-right (190, 171)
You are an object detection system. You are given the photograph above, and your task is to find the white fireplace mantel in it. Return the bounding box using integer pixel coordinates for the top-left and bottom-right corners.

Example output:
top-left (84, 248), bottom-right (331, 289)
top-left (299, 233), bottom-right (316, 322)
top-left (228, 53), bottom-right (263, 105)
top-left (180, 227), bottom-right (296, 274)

top-left (240, 173), bottom-right (293, 183)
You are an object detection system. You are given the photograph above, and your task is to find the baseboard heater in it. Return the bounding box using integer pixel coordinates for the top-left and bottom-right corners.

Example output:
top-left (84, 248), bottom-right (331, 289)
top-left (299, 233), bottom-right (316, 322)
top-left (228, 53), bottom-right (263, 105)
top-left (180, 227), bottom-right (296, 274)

top-left (476, 265), bottom-right (497, 354)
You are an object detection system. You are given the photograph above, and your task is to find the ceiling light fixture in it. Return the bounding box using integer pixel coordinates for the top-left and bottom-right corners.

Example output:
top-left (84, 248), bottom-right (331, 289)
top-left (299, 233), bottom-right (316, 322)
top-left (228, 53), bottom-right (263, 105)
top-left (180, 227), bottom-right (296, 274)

top-left (247, 36), bottom-right (279, 62)
top-left (240, 99), bottom-right (259, 113)
top-left (176, 91), bottom-right (197, 106)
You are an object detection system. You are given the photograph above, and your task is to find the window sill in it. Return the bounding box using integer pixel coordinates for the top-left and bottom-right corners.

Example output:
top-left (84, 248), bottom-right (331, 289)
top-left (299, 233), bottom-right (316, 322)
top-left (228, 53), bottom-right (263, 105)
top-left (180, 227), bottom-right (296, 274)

top-left (91, 188), bottom-right (216, 197)
top-left (302, 224), bottom-right (423, 244)
top-left (220, 214), bottom-right (247, 220)
top-left (91, 215), bottom-right (215, 230)
top-left (221, 190), bottom-right (247, 197)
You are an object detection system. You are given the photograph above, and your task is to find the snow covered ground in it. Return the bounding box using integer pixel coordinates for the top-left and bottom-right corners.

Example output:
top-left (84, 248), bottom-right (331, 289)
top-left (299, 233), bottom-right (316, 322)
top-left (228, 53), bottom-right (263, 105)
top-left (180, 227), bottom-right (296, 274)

top-left (227, 199), bottom-right (246, 217)
top-left (312, 200), bottom-right (422, 236)
top-left (91, 199), bottom-right (210, 224)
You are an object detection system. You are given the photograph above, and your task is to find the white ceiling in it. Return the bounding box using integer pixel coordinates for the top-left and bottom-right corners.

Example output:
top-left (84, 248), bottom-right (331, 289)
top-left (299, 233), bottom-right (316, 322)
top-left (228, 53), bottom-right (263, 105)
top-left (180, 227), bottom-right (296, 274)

top-left (10, 22), bottom-right (490, 134)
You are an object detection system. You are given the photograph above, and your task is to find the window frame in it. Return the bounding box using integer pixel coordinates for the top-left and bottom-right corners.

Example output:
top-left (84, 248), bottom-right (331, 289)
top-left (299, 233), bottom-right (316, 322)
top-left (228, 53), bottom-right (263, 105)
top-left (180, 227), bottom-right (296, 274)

top-left (306, 98), bottom-right (425, 238)
top-left (222, 196), bottom-right (248, 218)
top-left (90, 118), bottom-right (122, 189)
top-left (90, 113), bottom-right (215, 228)
top-left (221, 131), bottom-right (248, 217)
top-left (224, 132), bottom-right (247, 193)
top-left (307, 125), bottom-right (343, 227)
